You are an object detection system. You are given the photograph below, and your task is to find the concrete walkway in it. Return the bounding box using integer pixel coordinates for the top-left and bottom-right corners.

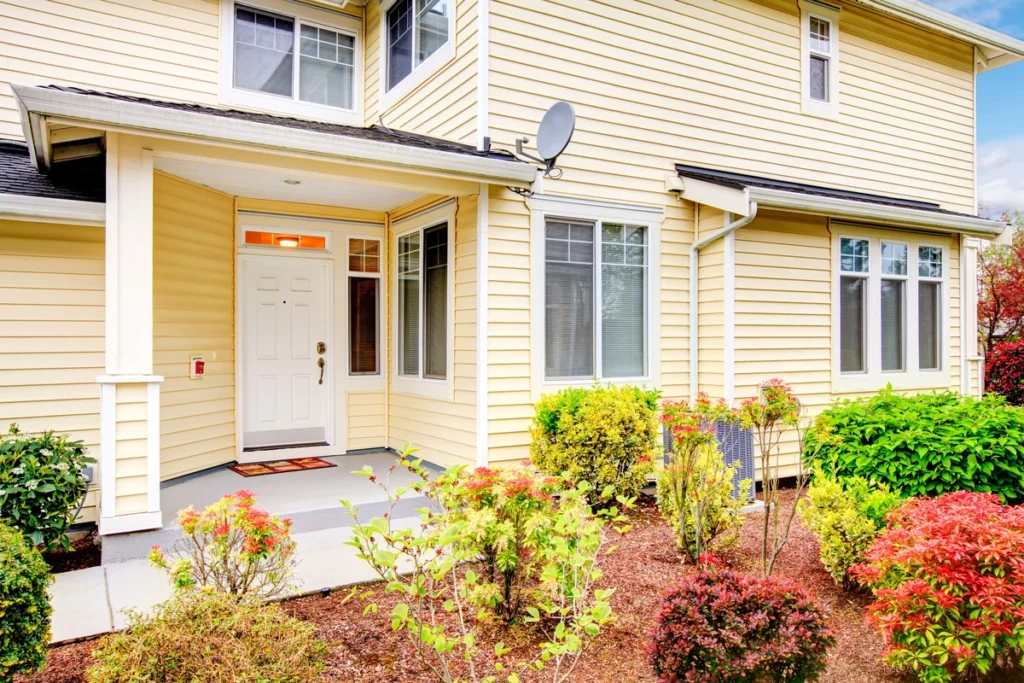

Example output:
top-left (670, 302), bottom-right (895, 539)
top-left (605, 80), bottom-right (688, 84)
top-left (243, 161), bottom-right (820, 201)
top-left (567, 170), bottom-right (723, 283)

top-left (48, 516), bottom-right (420, 643)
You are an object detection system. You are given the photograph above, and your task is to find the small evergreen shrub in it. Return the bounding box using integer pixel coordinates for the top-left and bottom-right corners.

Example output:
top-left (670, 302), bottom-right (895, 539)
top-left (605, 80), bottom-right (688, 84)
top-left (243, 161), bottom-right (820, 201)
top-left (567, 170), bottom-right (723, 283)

top-left (530, 384), bottom-right (660, 501)
top-left (648, 567), bottom-right (835, 682)
top-left (0, 424), bottom-right (94, 549)
top-left (0, 521), bottom-right (53, 681)
top-left (86, 592), bottom-right (326, 683)
top-left (851, 491), bottom-right (1024, 682)
top-left (799, 472), bottom-right (902, 588)
top-left (986, 340), bottom-right (1024, 406)
top-left (806, 388), bottom-right (1024, 502)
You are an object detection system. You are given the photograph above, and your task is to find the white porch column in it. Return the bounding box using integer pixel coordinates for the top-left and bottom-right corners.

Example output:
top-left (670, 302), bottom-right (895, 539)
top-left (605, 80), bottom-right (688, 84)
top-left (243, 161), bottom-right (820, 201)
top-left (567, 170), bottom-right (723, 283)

top-left (98, 133), bottom-right (163, 535)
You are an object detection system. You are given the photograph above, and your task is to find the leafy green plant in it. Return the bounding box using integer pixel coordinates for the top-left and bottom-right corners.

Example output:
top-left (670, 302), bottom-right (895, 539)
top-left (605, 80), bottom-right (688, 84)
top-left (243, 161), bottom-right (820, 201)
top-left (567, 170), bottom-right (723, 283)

top-left (799, 471), bottom-right (902, 588)
top-left (0, 424), bottom-right (94, 550)
top-left (806, 388), bottom-right (1024, 502)
top-left (149, 490), bottom-right (296, 600)
top-left (530, 384), bottom-right (660, 502)
top-left (342, 444), bottom-right (629, 683)
top-left (0, 521), bottom-right (52, 682)
top-left (86, 591), bottom-right (326, 683)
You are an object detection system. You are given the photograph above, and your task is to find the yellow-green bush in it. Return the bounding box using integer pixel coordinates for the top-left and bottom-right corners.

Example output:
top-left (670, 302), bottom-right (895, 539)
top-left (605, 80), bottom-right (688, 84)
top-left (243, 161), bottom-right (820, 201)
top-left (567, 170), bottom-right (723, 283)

top-left (86, 592), bottom-right (326, 683)
top-left (0, 521), bottom-right (52, 681)
top-left (529, 384), bottom-right (660, 501)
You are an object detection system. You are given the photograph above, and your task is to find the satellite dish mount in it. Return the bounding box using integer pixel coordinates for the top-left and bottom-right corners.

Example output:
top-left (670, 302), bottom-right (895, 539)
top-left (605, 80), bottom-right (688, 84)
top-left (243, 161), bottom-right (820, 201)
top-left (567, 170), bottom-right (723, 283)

top-left (515, 101), bottom-right (576, 179)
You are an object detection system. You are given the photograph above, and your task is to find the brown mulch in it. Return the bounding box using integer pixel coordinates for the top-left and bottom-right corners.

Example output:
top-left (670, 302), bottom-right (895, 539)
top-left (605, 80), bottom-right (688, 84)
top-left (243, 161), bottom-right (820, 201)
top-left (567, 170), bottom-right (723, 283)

top-left (42, 532), bottom-right (101, 575)
top-left (21, 491), bottom-right (899, 682)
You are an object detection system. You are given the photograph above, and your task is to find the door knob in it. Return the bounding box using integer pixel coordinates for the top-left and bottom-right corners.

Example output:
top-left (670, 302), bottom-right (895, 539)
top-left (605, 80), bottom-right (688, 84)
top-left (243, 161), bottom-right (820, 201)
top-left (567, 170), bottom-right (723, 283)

top-left (317, 357), bottom-right (325, 385)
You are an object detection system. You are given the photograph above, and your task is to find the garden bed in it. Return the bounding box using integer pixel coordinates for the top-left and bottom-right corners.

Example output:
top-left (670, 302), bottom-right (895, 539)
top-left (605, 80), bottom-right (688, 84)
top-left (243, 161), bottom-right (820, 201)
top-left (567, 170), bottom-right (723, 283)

top-left (42, 532), bottom-right (101, 575)
top-left (21, 491), bottom-right (897, 683)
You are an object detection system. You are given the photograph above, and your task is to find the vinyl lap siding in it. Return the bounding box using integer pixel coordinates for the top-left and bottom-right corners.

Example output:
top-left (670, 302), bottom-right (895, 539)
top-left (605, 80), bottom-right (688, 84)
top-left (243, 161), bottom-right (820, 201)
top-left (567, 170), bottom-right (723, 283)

top-left (348, 391), bottom-right (385, 450)
top-left (697, 207), bottom-right (726, 399)
top-left (0, 220), bottom-right (103, 522)
top-left (114, 382), bottom-right (148, 515)
top-left (154, 172), bottom-right (236, 480)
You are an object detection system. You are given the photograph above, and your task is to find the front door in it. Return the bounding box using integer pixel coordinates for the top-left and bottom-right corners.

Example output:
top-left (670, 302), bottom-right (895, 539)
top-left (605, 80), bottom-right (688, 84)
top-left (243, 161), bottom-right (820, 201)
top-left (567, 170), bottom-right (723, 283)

top-left (242, 257), bottom-right (332, 450)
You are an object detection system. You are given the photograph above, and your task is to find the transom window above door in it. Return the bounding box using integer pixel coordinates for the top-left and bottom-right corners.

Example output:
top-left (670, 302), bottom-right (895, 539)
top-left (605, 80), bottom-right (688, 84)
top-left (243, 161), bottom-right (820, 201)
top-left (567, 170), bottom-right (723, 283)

top-left (221, 1), bottom-right (362, 125)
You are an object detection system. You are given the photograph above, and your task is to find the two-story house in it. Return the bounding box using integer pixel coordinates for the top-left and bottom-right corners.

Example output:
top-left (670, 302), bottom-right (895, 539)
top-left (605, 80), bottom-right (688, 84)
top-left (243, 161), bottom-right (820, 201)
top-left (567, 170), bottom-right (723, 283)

top-left (0, 0), bottom-right (1018, 535)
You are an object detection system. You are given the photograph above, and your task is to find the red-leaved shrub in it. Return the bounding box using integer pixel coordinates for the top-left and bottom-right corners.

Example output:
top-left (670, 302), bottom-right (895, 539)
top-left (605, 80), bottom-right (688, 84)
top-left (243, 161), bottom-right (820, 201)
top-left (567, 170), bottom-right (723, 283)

top-left (986, 340), bottom-right (1024, 406)
top-left (851, 491), bottom-right (1024, 682)
top-left (648, 568), bottom-right (835, 682)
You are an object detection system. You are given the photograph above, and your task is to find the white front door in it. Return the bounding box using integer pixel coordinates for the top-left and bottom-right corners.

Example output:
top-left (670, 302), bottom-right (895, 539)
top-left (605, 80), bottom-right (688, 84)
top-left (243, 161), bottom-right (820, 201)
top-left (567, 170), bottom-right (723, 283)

top-left (242, 257), bottom-right (332, 449)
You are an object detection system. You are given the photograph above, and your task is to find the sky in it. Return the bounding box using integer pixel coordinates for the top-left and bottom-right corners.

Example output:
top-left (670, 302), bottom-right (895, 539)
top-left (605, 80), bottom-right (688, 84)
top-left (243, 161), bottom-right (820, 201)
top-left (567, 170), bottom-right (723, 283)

top-left (928, 0), bottom-right (1024, 212)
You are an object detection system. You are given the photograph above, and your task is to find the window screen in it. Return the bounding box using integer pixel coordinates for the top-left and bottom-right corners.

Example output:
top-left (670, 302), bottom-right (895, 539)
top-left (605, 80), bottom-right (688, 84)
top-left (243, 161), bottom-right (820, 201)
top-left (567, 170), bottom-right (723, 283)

top-left (234, 7), bottom-right (294, 97)
top-left (299, 25), bottom-right (355, 110)
top-left (840, 276), bottom-right (866, 373)
top-left (545, 219), bottom-right (595, 379)
top-left (349, 277), bottom-right (378, 375)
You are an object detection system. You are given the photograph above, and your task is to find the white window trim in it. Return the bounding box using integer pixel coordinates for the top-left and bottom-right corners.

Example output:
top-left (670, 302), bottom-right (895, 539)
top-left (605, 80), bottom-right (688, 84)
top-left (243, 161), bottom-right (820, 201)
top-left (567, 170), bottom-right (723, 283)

top-left (219, 0), bottom-right (363, 126)
top-left (799, 0), bottom-right (840, 119)
top-left (832, 230), bottom-right (950, 393)
top-left (378, 0), bottom-right (456, 112)
top-left (237, 223), bottom-right (334, 255)
top-left (391, 202), bottom-right (456, 400)
top-left (527, 194), bottom-right (663, 402)
top-left (345, 235), bottom-right (385, 385)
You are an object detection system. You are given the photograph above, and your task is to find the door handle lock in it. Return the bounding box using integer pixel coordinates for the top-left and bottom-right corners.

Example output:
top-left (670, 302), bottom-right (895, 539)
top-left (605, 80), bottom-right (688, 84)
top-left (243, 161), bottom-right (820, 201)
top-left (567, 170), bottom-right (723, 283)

top-left (317, 357), bottom-right (325, 385)
top-left (317, 341), bottom-right (326, 354)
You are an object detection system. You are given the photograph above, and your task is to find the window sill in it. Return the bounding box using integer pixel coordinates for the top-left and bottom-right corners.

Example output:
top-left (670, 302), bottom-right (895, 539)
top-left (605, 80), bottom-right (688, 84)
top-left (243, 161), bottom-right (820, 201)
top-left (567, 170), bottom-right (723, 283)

top-left (392, 375), bottom-right (454, 401)
top-left (833, 370), bottom-right (950, 394)
top-left (220, 87), bottom-right (362, 127)
top-left (345, 375), bottom-right (385, 393)
top-left (801, 99), bottom-right (839, 120)
top-left (379, 40), bottom-right (455, 113)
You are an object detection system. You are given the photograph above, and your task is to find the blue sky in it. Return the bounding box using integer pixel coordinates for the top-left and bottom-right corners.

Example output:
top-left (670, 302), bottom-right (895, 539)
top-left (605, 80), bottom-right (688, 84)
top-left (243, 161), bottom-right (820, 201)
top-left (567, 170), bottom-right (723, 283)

top-left (929, 0), bottom-right (1024, 210)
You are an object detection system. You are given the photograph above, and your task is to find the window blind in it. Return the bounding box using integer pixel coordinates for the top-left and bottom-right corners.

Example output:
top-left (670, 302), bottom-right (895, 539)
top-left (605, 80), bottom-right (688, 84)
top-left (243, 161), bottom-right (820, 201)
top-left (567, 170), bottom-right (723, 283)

top-left (601, 224), bottom-right (647, 378)
top-left (398, 232), bottom-right (420, 375)
top-left (349, 277), bottom-right (378, 374)
top-left (881, 279), bottom-right (904, 372)
top-left (840, 276), bottom-right (865, 373)
top-left (423, 224), bottom-right (448, 379)
top-left (919, 282), bottom-right (940, 370)
top-left (545, 220), bottom-right (595, 379)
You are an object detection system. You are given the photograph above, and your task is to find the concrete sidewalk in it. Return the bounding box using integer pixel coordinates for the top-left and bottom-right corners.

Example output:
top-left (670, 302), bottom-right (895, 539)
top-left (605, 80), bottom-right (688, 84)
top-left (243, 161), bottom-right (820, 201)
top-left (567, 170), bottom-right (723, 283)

top-left (48, 517), bottom-right (420, 643)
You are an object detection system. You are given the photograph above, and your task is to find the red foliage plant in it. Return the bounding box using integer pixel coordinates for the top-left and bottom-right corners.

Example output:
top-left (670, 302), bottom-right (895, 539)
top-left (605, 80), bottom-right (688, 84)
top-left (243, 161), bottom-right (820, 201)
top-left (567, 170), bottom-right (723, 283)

top-left (985, 340), bottom-right (1024, 406)
top-left (978, 210), bottom-right (1024, 353)
top-left (648, 567), bottom-right (835, 683)
top-left (851, 491), bottom-right (1024, 683)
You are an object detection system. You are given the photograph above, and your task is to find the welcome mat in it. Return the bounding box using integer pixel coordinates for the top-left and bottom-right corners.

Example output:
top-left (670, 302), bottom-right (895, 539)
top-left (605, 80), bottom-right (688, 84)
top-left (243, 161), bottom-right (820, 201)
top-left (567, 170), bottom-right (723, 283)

top-left (229, 457), bottom-right (337, 478)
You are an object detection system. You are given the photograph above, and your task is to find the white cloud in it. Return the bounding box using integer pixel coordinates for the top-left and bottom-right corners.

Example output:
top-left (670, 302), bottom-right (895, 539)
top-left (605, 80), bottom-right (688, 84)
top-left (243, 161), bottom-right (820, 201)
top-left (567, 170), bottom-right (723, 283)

top-left (978, 137), bottom-right (1024, 212)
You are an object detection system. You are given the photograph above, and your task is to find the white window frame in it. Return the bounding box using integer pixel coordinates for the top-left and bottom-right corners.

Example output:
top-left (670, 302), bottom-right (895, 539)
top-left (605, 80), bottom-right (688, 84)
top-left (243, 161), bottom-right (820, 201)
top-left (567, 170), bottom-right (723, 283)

top-left (832, 229), bottom-right (950, 393)
top-left (378, 0), bottom-right (456, 112)
top-left (391, 202), bottom-right (456, 400)
top-left (879, 240), bottom-right (908, 374)
top-left (346, 235), bottom-right (384, 379)
top-left (219, 0), bottom-right (363, 126)
top-left (799, 0), bottom-right (840, 119)
top-left (527, 194), bottom-right (663, 401)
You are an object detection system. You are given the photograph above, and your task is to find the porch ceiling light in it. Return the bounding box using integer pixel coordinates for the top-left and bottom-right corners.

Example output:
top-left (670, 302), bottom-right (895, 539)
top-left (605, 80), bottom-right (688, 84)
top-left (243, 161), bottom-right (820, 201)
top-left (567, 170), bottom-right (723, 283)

top-left (283, 179), bottom-right (301, 185)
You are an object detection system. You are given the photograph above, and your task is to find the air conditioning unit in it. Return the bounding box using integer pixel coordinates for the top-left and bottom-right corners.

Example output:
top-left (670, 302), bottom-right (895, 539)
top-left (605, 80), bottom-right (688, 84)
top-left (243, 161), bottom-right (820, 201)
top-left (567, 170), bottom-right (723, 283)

top-left (662, 420), bottom-right (756, 502)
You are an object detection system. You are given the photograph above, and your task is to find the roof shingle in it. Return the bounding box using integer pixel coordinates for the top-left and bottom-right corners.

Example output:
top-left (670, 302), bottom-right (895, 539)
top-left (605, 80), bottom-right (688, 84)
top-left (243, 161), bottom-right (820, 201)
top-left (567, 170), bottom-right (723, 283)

top-left (0, 140), bottom-right (104, 203)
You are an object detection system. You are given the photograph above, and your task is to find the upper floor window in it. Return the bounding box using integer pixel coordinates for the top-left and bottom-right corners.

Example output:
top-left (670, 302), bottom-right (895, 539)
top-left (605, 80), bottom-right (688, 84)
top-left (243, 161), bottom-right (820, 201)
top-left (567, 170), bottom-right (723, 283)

top-left (800, 1), bottom-right (840, 118)
top-left (220, 0), bottom-right (361, 125)
top-left (381, 0), bottom-right (453, 109)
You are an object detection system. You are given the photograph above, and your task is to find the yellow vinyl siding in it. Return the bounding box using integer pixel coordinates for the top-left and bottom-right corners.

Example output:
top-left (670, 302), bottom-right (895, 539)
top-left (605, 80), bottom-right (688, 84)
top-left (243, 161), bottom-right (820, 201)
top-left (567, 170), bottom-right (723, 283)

top-left (114, 382), bottom-right (148, 516)
top-left (660, 201), bottom-right (694, 401)
top-left (0, 220), bottom-right (103, 523)
top-left (697, 207), bottom-right (726, 399)
top-left (487, 0), bottom-right (975, 212)
top-left (387, 195), bottom-right (478, 467)
top-left (348, 391), bottom-right (385, 450)
top-left (154, 173), bottom-right (236, 479)
top-left (364, 0), bottom-right (479, 144)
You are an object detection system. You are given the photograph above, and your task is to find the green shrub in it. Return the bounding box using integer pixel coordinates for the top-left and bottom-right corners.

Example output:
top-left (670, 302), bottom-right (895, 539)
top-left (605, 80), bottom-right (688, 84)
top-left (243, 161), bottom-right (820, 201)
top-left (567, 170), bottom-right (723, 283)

top-left (0, 521), bottom-right (53, 681)
top-left (799, 472), bottom-right (902, 588)
top-left (86, 592), bottom-right (326, 683)
top-left (530, 384), bottom-right (660, 501)
top-left (0, 424), bottom-right (94, 549)
top-left (806, 388), bottom-right (1024, 502)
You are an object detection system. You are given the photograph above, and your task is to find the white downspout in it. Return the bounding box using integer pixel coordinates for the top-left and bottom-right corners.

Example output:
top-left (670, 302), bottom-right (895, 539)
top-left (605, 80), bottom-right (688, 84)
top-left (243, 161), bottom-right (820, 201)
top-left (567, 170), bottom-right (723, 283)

top-left (689, 202), bottom-right (758, 402)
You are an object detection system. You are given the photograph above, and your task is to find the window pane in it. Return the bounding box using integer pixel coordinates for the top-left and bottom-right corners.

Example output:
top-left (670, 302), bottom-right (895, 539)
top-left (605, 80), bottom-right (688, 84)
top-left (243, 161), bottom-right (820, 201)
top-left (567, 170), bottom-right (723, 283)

top-left (919, 281), bottom-right (941, 370)
top-left (840, 276), bottom-right (865, 373)
top-left (349, 238), bottom-right (381, 273)
top-left (840, 238), bottom-right (868, 273)
top-left (423, 224), bottom-right (448, 379)
top-left (387, 0), bottom-right (414, 90)
top-left (398, 233), bottom-right (420, 376)
top-left (810, 54), bottom-right (829, 102)
top-left (919, 246), bottom-right (943, 278)
top-left (810, 17), bottom-right (831, 54)
top-left (602, 226), bottom-right (647, 378)
top-left (349, 277), bottom-right (378, 374)
top-left (416, 0), bottom-right (450, 64)
top-left (881, 242), bottom-right (907, 275)
top-left (299, 27), bottom-right (354, 109)
top-left (546, 219), bottom-right (594, 378)
top-left (881, 279), bottom-right (904, 372)
top-left (234, 6), bottom-right (294, 97)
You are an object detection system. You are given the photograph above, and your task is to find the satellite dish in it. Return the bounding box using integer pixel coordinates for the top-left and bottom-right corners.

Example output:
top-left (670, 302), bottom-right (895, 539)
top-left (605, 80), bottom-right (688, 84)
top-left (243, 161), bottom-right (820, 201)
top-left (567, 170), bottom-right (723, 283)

top-left (536, 101), bottom-right (576, 164)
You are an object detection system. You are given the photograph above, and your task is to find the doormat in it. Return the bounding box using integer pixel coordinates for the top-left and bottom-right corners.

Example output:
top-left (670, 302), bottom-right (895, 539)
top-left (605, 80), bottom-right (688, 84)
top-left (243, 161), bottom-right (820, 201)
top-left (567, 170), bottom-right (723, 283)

top-left (228, 457), bottom-right (337, 478)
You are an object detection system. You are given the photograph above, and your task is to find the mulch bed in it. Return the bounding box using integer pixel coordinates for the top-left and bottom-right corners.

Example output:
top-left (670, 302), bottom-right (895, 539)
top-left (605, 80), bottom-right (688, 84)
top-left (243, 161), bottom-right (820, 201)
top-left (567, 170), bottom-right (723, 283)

top-left (21, 491), bottom-right (900, 682)
top-left (42, 532), bottom-right (101, 575)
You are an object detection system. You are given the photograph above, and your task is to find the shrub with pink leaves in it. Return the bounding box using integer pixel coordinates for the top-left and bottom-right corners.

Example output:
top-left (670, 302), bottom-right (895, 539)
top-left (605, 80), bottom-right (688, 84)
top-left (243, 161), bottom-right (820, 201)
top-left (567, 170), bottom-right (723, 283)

top-left (851, 491), bottom-right (1024, 682)
top-left (150, 490), bottom-right (296, 600)
top-left (648, 568), bottom-right (835, 683)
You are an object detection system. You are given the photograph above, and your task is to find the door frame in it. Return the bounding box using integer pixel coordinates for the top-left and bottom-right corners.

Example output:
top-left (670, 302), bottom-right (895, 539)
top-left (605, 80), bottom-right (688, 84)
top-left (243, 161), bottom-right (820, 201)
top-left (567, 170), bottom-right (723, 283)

top-left (235, 252), bottom-right (337, 464)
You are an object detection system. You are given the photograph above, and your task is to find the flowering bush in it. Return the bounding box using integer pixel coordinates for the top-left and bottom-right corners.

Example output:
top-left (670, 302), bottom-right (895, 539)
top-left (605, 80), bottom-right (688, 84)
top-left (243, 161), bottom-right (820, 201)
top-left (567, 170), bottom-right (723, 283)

top-left (0, 424), bottom-right (94, 550)
top-left (0, 521), bottom-right (53, 681)
top-left (648, 567), bottom-right (835, 682)
top-left (986, 340), bottom-right (1024, 406)
top-left (851, 491), bottom-right (1024, 682)
top-left (530, 384), bottom-right (660, 502)
top-left (150, 490), bottom-right (296, 600)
